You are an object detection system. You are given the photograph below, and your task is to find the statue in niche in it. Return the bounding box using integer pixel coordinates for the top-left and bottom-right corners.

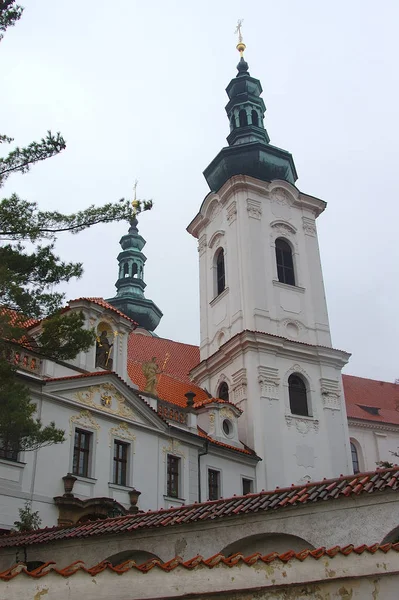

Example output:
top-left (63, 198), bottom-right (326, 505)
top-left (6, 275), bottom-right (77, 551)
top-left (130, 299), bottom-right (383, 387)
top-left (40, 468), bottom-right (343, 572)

top-left (96, 330), bottom-right (113, 370)
top-left (142, 357), bottom-right (162, 394)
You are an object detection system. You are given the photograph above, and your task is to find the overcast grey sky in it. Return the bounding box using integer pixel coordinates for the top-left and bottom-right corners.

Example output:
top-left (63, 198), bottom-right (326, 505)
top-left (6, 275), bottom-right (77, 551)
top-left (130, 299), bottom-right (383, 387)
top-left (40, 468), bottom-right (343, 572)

top-left (2, 0), bottom-right (399, 382)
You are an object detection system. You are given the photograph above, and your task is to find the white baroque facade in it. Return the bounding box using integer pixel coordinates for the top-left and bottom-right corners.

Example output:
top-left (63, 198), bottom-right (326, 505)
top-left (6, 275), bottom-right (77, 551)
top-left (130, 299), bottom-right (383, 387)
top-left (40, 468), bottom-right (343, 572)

top-left (188, 177), bottom-right (353, 491)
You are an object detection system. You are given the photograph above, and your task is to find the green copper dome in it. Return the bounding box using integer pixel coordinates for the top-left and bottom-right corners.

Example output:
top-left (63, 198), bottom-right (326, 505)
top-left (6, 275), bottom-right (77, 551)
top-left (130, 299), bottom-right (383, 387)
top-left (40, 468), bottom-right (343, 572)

top-left (203, 55), bottom-right (297, 191)
top-left (107, 218), bottom-right (163, 332)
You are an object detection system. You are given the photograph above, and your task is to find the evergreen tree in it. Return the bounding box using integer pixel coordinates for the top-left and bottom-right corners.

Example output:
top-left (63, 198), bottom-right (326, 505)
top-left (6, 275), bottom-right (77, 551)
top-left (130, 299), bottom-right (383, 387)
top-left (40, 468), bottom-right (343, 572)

top-left (0, 2), bottom-right (152, 454)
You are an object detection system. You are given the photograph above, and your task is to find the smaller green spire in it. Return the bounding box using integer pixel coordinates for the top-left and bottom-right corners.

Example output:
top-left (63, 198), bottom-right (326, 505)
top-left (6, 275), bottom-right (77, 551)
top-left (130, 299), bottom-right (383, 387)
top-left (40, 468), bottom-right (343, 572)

top-left (107, 216), bottom-right (162, 332)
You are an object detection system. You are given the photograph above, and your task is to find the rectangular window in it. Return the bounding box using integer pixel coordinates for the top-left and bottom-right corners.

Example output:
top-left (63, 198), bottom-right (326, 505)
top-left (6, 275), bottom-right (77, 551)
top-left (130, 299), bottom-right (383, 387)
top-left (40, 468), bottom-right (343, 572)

top-left (208, 469), bottom-right (220, 500)
top-left (242, 478), bottom-right (254, 495)
top-left (113, 440), bottom-right (129, 486)
top-left (167, 454), bottom-right (180, 498)
top-left (72, 429), bottom-right (92, 477)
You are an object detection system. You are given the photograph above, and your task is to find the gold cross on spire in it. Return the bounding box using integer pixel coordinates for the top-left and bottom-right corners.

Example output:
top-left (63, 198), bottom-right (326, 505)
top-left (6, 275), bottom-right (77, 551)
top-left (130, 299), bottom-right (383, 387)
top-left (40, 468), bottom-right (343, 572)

top-left (234, 19), bottom-right (246, 56)
top-left (131, 180), bottom-right (153, 217)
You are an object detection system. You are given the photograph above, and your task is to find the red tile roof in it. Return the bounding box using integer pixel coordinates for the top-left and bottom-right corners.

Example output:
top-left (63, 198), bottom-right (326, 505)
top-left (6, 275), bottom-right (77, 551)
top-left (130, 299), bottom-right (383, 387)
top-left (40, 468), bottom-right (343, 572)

top-left (128, 333), bottom-right (200, 383)
top-left (0, 467), bottom-right (397, 548)
top-left (1, 543), bottom-right (398, 580)
top-left (343, 374), bottom-right (399, 426)
top-left (69, 298), bottom-right (139, 326)
top-left (127, 334), bottom-right (238, 411)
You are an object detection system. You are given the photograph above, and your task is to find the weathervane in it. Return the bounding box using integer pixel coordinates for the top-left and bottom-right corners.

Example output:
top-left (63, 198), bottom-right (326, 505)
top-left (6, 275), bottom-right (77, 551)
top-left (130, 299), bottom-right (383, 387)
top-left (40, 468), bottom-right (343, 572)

top-left (234, 19), bottom-right (246, 56)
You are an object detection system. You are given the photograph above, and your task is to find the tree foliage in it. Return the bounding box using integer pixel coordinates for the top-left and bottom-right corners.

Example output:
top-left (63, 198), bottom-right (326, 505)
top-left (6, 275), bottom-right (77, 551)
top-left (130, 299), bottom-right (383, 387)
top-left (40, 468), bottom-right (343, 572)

top-left (0, 2), bottom-right (152, 453)
top-left (13, 501), bottom-right (42, 532)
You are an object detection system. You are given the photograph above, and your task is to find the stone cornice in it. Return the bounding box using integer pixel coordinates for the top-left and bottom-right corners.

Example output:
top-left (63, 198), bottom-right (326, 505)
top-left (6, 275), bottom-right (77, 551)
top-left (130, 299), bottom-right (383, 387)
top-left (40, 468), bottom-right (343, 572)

top-left (348, 418), bottom-right (399, 433)
top-left (191, 329), bottom-right (350, 382)
top-left (187, 176), bottom-right (326, 238)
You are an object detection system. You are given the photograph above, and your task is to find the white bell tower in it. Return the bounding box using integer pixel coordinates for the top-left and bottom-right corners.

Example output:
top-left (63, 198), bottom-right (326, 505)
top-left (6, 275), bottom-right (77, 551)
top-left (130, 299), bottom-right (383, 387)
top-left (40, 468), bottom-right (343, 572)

top-left (187, 43), bottom-right (352, 491)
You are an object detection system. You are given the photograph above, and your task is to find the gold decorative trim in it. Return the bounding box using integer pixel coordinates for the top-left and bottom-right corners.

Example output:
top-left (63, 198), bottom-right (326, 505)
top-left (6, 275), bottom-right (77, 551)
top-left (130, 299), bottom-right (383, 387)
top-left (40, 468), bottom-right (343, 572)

top-left (70, 410), bottom-right (101, 442)
top-left (162, 439), bottom-right (186, 461)
top-left (108, 422), bottom-right (136, 448)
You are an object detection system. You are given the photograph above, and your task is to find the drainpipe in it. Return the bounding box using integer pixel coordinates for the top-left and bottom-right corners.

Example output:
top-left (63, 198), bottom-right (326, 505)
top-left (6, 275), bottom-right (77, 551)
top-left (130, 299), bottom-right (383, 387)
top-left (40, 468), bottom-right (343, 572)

top-left (197, 441), bottom-right (209, 503)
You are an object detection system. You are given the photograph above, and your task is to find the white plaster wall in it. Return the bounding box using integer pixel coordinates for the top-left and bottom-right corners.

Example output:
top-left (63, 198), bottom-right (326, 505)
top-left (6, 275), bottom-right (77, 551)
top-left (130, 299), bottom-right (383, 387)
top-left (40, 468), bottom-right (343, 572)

top-left (195, 178), bottom-right (332, 362)
top-left (197, 344), bottom-right (351, 491)
top-left (2, 552), bottom-right (399, 600)
top-left (349, 422), bottom-right (399, 472)
top-left (199, 453), bottom-right (256, 501)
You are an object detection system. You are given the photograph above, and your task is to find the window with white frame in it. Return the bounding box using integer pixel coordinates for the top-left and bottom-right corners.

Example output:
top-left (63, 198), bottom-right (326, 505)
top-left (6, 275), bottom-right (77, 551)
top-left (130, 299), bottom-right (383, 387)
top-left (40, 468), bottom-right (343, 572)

top-left (208, 469), bottom-right (221, 500)
top-left (167, 454), bottom-right (181, 498)
top-left (113, 440), bottom-right (129, 486)
top-left (72, 429), bottom-right (92, 477)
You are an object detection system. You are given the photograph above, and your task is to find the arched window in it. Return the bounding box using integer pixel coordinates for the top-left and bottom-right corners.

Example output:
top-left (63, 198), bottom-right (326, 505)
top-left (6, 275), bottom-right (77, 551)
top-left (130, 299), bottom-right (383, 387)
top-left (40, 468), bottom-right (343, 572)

top-left (251, 109), bottom-right (259, 127)
top-left (218, 382), bottom-right (229, 401)
top-left (132, 263), bottom-right (138, 278)
top-left (275, 238), bottom-right (295, 286)
top-left (239, 109), bottom-right (248, 127)
top-left (123, 263), bottom-right (130, 278)
top-left (288, 374), bottom-right (308, 416)
top-left (350, 441), bottom-right (360, 474)
top-left (216, 249), bottom-right (225, 296)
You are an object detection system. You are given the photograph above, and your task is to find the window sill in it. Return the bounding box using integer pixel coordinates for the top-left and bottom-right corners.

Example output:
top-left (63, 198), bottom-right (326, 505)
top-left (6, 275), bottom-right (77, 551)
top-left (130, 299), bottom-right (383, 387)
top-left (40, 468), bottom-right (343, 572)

top-left (0, 458), bottom-right (25, 469)
top-left (210, 287), bottom-right (229, 306)
top-left (108, 483), bottom-right (134, 492)
top-left (163, 495), bottom-right (185, 503)
top-left (72, 475), bottom-right (97, 484)
top-left (272, 280), bottom-right (305, 293)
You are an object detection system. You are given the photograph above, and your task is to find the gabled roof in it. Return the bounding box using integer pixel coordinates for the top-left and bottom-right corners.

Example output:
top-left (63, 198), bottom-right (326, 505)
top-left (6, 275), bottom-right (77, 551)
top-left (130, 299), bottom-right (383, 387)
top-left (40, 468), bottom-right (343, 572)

top-left (1, 467), bottom-right (397, 548)
top-left (343, 374), bottom-right (399, 426)
top-left (1, 544), bottom-right (398, 580)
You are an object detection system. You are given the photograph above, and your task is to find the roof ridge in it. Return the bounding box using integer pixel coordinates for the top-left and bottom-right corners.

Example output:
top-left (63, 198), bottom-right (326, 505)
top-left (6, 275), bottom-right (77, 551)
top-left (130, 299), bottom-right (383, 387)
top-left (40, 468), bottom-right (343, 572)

top-left (1, 466), bottom-right (398, 548)
top-left (1, 543), bottom-right (399, 580)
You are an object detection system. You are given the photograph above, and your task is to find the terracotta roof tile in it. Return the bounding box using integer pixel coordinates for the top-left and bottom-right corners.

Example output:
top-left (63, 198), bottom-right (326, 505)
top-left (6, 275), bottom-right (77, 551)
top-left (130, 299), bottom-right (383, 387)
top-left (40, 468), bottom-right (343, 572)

top-left (69, 297), bottom-right (139, 326)
top-left (0, 467), bottom-right (397, 549)
top-left (1, 543), bottom-right (398, 580)
top-left (343, 374), bottom-right (399, 426)
top-left (128, 333), bottom-right (199, 383)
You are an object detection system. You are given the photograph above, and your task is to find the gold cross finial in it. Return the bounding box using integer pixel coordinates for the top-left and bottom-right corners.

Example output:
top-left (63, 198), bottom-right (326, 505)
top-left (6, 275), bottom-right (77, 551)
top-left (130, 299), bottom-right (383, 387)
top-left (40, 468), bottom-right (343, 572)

top-left (234, 19), bottom-right (246, 56)
top-left (130, 180), bottom-right (153, 216)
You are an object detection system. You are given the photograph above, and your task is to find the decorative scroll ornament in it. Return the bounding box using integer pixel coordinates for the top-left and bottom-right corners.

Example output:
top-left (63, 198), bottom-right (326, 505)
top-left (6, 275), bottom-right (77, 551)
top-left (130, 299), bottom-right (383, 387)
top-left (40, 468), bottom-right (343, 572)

top-left (70, 410), bottom-right (101, 441)
top-left (320, 378), bottom-right (342, 411)
top-left (258, 366), bottom-right (280, 402)
top-left (108, 422), bottom-right (136, 448)
top-left (227, 201), bottom-right (237, 224)
top-left (285, 415), bottom-right (319, 434)
top-left (271, 187), bottom-right (292, 206)
top-left (302, 216), bottom-right (317, 237)
top-left (220, 407), bottom-right (234, 419)
top-left (74, 384), bottom-right (137, 420)
top-left (232, 368), bottom-right (247, 404)
top-left (162, 438), bottom-right (186, 460)
top-left (247, 198), bottom-right (262, 220)
top-left (198, 234), bottom-right (207, 255)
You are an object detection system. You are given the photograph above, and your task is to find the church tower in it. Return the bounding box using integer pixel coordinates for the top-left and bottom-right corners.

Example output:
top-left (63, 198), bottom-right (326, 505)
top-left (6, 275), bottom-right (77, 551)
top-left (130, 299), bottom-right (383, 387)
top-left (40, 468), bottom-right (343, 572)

top-left (188, 36), bottom-right (352, 490)
top-left (107, 217), bottom-right (163, 332)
